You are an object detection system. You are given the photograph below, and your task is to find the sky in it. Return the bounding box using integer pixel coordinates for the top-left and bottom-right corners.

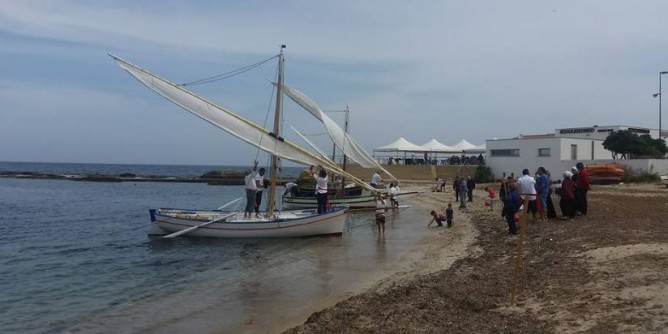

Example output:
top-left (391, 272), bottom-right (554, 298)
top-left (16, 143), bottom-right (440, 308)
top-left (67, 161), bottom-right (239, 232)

top-left (1, 0), bottom-right (668, 166)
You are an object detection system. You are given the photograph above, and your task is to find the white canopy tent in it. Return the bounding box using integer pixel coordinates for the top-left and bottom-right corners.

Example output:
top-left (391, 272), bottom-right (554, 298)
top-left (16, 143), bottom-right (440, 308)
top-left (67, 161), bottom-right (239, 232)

top-left (419, 139), bottom-right (455, 152)
top-left (374, 137), bottom-right (425, 152)
top-left (449, 139), bottom-right (485, 153)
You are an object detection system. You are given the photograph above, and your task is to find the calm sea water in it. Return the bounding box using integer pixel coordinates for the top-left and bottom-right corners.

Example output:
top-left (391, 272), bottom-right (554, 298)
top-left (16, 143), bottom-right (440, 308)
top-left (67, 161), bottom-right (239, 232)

top-left (0, 162), bottom-right (430, 334)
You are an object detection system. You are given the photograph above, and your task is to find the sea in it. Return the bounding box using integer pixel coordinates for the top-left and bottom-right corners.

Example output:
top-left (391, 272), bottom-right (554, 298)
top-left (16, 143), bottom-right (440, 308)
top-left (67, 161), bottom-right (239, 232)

top-left (0, 161), bottom-right (431, 334)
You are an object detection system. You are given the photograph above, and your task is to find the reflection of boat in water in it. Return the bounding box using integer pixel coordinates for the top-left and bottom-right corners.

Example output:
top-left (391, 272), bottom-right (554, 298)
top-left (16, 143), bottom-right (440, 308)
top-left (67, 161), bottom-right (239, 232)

top-left (111, 46), bottom-right (377, 238)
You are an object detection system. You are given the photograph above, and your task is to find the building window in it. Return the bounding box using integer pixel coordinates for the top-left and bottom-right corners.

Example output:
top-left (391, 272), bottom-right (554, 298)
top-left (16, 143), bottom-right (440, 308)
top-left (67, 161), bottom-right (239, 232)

top-left (570, 144), bottom-right (577, 160)
top-left (490, 149), bottom-right (520, 157)
top-left (538, 148), bottom-right (550, 157)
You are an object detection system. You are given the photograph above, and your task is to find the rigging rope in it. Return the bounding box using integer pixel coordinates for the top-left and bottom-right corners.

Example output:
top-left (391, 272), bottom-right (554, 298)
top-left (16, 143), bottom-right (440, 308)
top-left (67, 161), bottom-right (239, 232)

top-left (178, 54), bottom-right (279, 87)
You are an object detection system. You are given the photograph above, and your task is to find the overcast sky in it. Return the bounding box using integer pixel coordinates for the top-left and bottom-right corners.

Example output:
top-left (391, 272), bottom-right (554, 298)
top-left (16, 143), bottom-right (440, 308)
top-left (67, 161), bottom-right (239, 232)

top-left (1, 1), bottom-right (667, 166)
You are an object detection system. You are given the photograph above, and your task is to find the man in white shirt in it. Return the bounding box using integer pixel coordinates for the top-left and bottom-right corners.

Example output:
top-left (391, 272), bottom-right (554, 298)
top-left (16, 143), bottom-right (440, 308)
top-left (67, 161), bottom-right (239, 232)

top-left (517, 168), bottom-right (537, 218)
top-left (370, 171), bottom-right (382, 188)
top-left (389, 183), bottom-right (400, 207)
top-left (254, 168), bottom-right (266, 218)
top-left (244, 169), bottom-right (258, 219)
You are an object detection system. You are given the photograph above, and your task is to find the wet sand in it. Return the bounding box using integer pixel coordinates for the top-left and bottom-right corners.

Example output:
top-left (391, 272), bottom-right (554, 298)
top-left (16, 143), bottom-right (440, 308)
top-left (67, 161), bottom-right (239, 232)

top-left (284, 183), bottom-right (668, 333)
top-left (262, 186), bottom-right (478, 333)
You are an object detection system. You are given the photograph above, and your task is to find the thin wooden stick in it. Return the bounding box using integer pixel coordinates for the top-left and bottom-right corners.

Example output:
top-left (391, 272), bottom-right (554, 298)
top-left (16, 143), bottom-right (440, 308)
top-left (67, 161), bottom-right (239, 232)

top-left (509, 196), bottom-right (530, 306)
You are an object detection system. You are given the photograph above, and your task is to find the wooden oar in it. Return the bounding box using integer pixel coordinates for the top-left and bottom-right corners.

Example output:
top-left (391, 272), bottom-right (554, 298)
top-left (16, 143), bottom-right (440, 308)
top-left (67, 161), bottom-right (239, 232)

top-left (217, 197), bottom-right (242, 210)
top-left (162, 213), bottom-right (236, 239)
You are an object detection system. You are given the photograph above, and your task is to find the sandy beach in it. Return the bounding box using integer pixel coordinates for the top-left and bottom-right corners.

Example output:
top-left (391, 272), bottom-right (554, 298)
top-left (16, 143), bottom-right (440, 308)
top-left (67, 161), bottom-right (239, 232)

top-left (283, 182), bottom-right (668, 333)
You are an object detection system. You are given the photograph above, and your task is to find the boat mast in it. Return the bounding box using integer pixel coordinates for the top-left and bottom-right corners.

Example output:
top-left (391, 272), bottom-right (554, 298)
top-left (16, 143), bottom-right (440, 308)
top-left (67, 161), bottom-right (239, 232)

top-left (340, 106), bottom-right (350, 194)
top-left (267, 45), bottom-right (285, 216)
top-left (342, 106), bottom-right (349, 171)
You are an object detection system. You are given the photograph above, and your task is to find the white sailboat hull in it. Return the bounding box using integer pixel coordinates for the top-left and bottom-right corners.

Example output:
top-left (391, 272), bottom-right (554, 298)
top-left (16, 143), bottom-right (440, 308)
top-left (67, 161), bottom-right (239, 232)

top-left (149, 207), bottom-right (347, 238)
top-left (282, 190), bottom-right (419, 209)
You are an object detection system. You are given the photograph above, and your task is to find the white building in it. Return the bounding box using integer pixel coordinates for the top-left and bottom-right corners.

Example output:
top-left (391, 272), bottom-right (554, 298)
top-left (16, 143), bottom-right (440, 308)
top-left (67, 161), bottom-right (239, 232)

top-left (486, 125), bottom-right (668, 179)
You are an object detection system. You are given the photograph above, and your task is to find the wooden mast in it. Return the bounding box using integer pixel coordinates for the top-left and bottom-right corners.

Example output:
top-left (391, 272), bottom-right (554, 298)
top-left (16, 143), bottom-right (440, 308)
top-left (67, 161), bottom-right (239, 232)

top-left (340, 106), bottom-right (349, 195)
top-left (267, 45), bottom-right (285, 216)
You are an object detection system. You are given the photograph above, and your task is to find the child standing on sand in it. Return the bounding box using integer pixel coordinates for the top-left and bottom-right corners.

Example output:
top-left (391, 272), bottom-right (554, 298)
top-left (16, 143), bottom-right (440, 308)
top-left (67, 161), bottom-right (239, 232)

top-left (485, 187), bottom-right (496, 211)
top-left (445, 203), bottom-right (454, 227)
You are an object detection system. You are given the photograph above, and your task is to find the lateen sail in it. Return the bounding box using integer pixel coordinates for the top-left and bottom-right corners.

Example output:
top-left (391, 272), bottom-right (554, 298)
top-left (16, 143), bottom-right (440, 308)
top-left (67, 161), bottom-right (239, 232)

top-left (110, 54), bottom-right (377, 193)
top-left (278, 83), bottom-right (398, 181)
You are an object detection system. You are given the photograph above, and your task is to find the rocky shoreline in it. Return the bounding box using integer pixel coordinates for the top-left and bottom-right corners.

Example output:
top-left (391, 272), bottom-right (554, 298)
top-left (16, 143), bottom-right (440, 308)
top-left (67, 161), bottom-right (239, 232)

top-left (284, 182), bottom-right (668, 333)
top-left (0, 170), bottom-right (294, 185)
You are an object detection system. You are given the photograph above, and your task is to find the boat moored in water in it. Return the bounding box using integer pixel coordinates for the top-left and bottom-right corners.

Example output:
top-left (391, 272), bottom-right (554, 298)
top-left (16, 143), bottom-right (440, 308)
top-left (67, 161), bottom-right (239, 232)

top-left (148, 207), bottom-right (348, 238)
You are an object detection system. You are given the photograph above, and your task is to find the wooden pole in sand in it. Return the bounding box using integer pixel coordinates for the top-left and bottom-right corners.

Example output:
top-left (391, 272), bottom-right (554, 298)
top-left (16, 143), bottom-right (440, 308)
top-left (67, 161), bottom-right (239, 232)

top-left (509, 196), bottom-right (530, 306)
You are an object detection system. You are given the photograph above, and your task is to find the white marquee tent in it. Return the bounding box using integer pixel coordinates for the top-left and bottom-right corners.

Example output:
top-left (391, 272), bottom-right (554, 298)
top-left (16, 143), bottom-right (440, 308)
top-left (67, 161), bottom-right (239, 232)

top-left (419, 139), bottom-right (455, 152)
top-left (374, 138), bottom-right (485, 154)
top-left (374, 137), bottom-right (425, 152)
top-left (449, 139), bottom-right (485, 153)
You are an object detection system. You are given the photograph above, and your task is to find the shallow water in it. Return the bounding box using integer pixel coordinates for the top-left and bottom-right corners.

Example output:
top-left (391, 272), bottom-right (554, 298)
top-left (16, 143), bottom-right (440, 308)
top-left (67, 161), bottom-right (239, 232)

top-left (0, 164), bottom-right (429, 334)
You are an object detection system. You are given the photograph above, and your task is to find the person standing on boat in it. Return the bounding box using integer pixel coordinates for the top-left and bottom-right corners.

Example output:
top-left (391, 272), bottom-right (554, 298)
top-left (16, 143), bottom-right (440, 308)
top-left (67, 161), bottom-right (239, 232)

top-left (243, 165), bottom-right (258, 219)
top-left (370, 171), bottom-right (382, 189)
top-left (254, 168), bottom-right (266, 218)
top-left (314, 167), bottom-right (328, 214)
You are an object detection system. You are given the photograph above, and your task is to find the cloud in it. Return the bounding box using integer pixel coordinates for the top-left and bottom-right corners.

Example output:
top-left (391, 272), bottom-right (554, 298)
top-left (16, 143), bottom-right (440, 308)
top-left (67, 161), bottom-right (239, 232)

top-left (0, 0), bottom-right (667, 164)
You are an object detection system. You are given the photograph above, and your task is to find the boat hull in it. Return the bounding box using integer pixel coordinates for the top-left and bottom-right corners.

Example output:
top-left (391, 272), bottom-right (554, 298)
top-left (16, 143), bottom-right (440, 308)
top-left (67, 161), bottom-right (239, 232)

top-left (282, 194), bottom-right (376, 209)
top-left (149, 207), bottom-right (347, 238)
top-left (281, 190), bottom-right (420, 209)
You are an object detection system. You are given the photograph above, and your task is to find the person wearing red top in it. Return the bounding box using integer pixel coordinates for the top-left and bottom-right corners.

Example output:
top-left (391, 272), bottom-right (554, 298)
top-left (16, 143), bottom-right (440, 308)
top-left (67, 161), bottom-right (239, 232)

top-left (429, 210), bottom-right (447, 227)
top-left (485, 187), bottom-right (496, 211)
top-left (575, 162), bottom-right (590, 215)
top-left (559, 171), bottom-right (576, 219)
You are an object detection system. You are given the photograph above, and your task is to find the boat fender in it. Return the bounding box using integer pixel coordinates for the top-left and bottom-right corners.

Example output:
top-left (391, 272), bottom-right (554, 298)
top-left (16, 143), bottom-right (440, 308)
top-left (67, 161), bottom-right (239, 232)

top-left (149, 209), bottom-right (157, 222)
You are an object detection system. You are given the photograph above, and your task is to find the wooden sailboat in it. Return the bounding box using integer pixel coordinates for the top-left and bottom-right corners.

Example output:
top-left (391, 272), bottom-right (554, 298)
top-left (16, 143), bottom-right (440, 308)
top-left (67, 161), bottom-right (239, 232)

top-left (277, 85), bottom-right (403, 209)
top-left (111, 46), bottom-right (377, 238)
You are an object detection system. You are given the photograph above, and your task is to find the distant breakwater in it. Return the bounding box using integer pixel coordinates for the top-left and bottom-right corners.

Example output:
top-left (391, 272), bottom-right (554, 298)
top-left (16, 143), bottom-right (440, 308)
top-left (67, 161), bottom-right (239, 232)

top-left (0, 170), bottom-right (294, 185)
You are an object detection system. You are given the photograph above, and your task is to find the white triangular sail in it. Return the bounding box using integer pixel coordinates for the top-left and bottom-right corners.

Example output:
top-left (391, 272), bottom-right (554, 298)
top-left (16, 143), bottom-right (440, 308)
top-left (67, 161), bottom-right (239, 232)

top-left (110, 54), bottom-right (377, 193)
top-left (278, 83), bottom-right (397, 181)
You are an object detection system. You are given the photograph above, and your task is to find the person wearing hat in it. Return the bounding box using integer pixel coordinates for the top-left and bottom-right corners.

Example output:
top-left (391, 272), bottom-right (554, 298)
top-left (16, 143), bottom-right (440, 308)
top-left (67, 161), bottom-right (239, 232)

top-left (570, 166), bottom-right (579, 184)
top-left (560, 171), bottom-right (576, 219)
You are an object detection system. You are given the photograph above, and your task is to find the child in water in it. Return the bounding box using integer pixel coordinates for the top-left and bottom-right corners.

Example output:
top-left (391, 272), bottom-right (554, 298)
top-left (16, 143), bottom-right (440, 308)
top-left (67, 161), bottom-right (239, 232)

top-left (375, 193), bottom-right (387, 236)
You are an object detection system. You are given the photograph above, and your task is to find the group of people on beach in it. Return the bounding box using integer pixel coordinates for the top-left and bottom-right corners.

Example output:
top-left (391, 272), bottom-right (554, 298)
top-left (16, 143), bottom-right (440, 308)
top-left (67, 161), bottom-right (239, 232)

top-left (427, 162), bottom-right (591, 236)
top-left (498, 162), bottom-right (590, 235)
top-left (450, 176), bottom-right (476, 209)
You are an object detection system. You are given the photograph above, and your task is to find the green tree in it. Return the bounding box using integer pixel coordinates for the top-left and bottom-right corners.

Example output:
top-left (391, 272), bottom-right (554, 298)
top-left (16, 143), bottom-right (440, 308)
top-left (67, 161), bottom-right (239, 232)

top-left (603, 130), bottom-right (667, 159)
top-left (474, 165), bottom-right (493, 183)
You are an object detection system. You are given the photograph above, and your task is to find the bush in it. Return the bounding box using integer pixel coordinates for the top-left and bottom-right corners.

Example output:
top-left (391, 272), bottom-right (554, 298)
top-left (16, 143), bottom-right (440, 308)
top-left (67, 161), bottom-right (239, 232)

top-left (621, 166), bottom-right (661, 183)
top-left (474, 165), bottom-right (494, 183)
